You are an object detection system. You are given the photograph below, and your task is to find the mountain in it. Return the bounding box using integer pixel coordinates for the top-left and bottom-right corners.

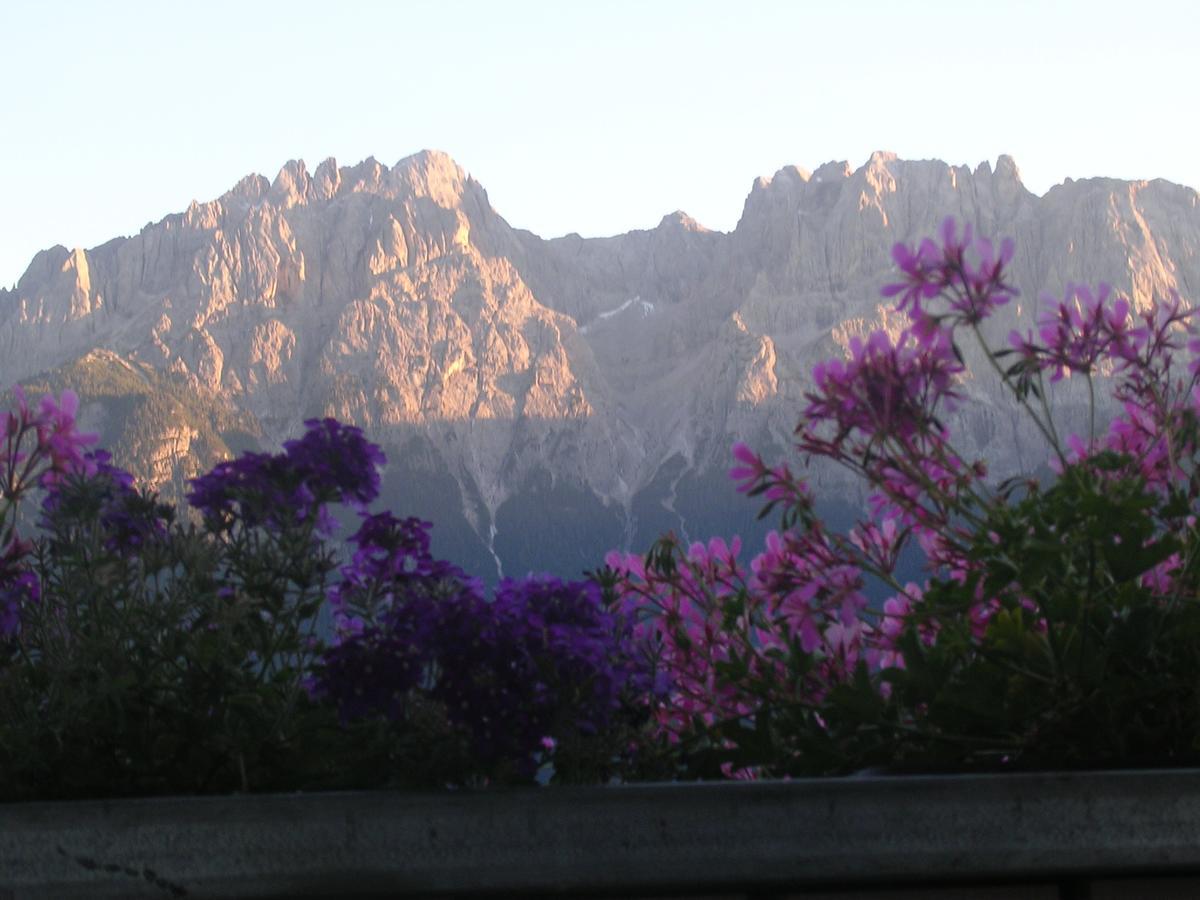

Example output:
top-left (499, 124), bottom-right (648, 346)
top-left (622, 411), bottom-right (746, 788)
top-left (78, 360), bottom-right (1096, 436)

top-left (3, 150), bottom-right (1199, 579)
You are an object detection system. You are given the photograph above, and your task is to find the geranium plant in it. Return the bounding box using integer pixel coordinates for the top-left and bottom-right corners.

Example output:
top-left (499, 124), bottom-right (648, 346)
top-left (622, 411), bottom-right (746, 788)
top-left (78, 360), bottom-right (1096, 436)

top-left (606, 218), bottom-right (1200, 777)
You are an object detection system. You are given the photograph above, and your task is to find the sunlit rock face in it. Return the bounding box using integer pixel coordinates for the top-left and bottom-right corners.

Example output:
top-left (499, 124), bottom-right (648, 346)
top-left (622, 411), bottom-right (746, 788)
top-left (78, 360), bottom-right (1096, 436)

top-left (2, 149), bottom-right (1198, 578)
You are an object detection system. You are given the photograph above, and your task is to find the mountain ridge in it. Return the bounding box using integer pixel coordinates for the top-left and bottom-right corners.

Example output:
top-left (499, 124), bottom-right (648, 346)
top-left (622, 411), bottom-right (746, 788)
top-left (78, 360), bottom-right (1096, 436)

top-left (3, 150), bottom-right (1198, 579)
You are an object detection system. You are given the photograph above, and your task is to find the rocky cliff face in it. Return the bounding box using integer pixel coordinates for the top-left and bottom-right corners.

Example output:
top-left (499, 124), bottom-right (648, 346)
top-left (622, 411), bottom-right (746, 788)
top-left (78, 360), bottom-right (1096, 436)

top-left (2, 150), bottom-right (1198, 578)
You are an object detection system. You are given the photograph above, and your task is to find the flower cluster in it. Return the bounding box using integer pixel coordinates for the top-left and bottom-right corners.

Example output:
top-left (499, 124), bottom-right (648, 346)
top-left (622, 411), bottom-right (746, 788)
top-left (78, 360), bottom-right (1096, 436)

top-left (40, 450), bottom-right (170, 556)
top-left (1, 387), bottom-right (97, 518)
top-left (3, 387), bottom-right (97, 485)
top-left (187, 418), bottom-right (385, 534)
top-left (0, 538), bottom-right (38, 639)
top-left (325, 512), bottom-right (472, 637)
top-left (316, 514), bottom-right (653, 778)
top-left (608, 217), bottom-right (1200, 776)
top-left (606, 537), bottom-right (766, 740)
top-left (882, 216), bottom-right (1015, 338)
top-left (805, 328), bottom-right (964, 447)
top-left (281, 418), bottom-right (387, 510)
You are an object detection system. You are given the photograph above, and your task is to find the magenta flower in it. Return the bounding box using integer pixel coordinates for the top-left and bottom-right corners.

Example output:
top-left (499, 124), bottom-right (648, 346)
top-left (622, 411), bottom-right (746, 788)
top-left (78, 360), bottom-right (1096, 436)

top-left (802, 327), bottom-right (963, 454)
top-left (848, 517), bottom-right (903, 575)
top-left (1, 386), bottom-right (98, 549)
top-left (34, 390), bottom-right (98, 484)
top-left (883, 217), bottom-right (1015, 335)
top-left (1033, 284), bottom-right (1125, 381)
top-left (728, 442), bottom-right (764, 493)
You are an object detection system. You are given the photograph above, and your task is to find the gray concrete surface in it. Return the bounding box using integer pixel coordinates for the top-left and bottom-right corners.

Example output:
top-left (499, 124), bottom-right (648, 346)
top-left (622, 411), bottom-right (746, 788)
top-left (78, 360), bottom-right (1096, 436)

top-left (3, 770), bottom-right (1200, 898)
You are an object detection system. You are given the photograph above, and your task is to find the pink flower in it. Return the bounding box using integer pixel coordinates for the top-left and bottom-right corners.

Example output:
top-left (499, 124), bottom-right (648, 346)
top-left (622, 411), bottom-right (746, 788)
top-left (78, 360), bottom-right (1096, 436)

top-left (882, 217), bottom-right (1015, 334)
top-left (3, 387), bottom-right (98, 502)
top-left (728, 442), bottom-right (763, 492)
top-left (801, 327), bottom-right (963, 454)
top-left (848, 517), bottom-right (903, 574)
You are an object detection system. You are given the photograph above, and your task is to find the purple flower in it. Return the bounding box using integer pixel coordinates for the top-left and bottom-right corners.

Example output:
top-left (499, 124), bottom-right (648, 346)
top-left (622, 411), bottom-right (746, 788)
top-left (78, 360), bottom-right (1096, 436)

top-left (1035, 284), bottom-right (1122, 381)
top-left (187, 418), bottom-right (387, 534)
top-left (40, 450), bottom-right (168, 556)
top-left (281, 418), bottom-right (386, 510)
top-left (314, 564), bottom-right (654, 778)
top-left (0, 538), bottom-right (38, 639)
top-left (336, 513), bottom-right (473, 600)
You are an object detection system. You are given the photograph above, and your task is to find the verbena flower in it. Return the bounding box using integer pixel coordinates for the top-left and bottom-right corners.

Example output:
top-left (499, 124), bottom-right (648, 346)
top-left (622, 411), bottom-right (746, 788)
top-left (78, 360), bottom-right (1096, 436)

top-left (281, 418), bottom-right (386, 510)
top-left (187, 418), bottom-right (386, 534)
top-left (316, 518), bottom-right (653, 778)
top-left (40, 450), bottom-right (170, 555)
top-left (0, 538), bottom-right (37, 639)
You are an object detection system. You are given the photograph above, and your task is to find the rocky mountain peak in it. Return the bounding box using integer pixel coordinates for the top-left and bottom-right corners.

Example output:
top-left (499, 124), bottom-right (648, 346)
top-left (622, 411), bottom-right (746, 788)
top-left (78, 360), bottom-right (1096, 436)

top-left (658, 211), bottom-right (710, 233)
top-left (209, 151), bottom-right (478, 215)
top-left (736, 165), bottom-right (813, 236)
top-left (996, 153), bottom-right (1021, 182)
top-left (338, 156), bottom-right (384, 195)
top-left (224, 173), bottom-right (270, 205)
top-left (811, 160), bottom-right (853, 182)
top-left (393, 149), bottom-right (471, 207)
top-left (313, 157), bottom-right (341, 199)
top-left (16, 245), bottom-right (72, 292)
top-left (753, 165), bottom-right (812, 192)
top-left (269, 159), bottom-right (313, 208)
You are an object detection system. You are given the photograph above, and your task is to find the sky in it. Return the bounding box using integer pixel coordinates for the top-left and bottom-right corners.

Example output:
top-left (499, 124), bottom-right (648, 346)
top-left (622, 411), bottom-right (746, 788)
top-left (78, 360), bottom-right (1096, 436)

top-left (1, 0), bottom-right (1197, 288)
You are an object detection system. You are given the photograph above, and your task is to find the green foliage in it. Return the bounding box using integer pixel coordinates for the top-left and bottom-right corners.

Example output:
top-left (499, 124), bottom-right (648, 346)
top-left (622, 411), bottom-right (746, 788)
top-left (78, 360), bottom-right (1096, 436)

top-left (723, 457), bottom-right (1200, 776)
top-left (12, 350), bottom-right (263, 503)
top-left (0, 486), bottom-right (348, 799)
top-left (0, 422), bottom-right (667, 800)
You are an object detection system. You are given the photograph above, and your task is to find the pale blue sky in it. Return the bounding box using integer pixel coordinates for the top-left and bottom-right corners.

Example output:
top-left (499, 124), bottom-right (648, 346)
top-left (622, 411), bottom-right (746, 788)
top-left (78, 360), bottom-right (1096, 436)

top-left (1, 0), bottom-right (1196, 288)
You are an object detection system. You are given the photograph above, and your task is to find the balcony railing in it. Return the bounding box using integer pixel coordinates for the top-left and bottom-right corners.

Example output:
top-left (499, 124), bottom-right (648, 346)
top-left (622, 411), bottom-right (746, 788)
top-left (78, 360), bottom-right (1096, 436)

top-left (4, 769), bottom-right (1200, 898)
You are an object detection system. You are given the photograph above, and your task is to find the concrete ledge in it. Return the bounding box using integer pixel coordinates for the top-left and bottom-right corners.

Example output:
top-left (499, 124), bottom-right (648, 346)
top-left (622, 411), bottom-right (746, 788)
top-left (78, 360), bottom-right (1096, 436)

top-left (4, 770), bottom-right (1200, 898)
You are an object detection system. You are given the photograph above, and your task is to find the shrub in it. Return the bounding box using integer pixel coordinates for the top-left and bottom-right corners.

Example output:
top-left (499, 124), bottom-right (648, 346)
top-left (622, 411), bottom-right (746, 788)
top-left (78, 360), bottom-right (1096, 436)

top-left (607, 219), bottom-right (1200, 777)
top-left (0, 412), bottom-right (661, 797)
top-left (312, 513), bottom-right (661, 785)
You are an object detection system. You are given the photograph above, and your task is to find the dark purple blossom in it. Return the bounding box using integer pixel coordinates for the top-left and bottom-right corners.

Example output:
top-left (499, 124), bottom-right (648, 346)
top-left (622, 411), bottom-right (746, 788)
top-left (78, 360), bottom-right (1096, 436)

top-left (325, 512), bottom-right (477, 636)
top-left (187, 418), bottom-right (386, 534)
top-left (345, 513), bottom-right (466, 586)
top-left (187, 452), bottom-right (298, 531)
top-left (0, 538), bottom-right (38, 639)
top-left (281, 418), bottom-right (386, 510)
top-left (315, 549), bottom-right (655, 777)
top-left (40, 451), bottom-right (169, 555)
